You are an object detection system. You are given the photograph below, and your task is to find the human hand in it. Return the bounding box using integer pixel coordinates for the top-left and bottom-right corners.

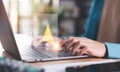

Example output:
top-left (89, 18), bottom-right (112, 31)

top-left (60, 37), bottom-right (106, 57)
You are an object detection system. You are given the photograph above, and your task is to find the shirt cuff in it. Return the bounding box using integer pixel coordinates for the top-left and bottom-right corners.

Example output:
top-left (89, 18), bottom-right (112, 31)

top-left (105, 42), bottom-right (120, 58)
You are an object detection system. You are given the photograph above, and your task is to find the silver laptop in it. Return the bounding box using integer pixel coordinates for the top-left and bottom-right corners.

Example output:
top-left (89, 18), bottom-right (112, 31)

top-left (0, 0), bottom-right (88, 62)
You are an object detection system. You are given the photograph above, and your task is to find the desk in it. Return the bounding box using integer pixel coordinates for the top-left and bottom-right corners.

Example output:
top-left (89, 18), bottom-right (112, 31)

top-left (1, 51), bottom-right (120, 72)
top-left (0, 34), bottom-right (120, 72)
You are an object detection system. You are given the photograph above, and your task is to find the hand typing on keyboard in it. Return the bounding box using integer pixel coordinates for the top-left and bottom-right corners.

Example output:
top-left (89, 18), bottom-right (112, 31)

top-left (60, 37), bottom-right (106, 57)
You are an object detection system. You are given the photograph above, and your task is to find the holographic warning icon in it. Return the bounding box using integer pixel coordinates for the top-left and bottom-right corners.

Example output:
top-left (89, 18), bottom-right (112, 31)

top-left (43, 24), bottom-right (54, 43)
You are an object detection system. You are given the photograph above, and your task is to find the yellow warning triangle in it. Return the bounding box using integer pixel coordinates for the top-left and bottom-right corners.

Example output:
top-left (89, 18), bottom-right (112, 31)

top-left (43, 24), bottom-right (54, 42)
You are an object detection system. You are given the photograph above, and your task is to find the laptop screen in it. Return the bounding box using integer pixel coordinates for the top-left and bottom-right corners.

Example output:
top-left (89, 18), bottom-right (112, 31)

top-left (0, 0), bottom-right (21, 60)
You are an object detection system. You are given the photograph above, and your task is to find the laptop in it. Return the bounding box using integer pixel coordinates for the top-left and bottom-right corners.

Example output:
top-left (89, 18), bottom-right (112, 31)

top-left (0, 0), bottom-right (88, 62)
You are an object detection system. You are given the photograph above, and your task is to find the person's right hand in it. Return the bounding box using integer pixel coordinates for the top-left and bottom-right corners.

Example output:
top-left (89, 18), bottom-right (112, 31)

top-left (60, 37), bottom-right (107, 57)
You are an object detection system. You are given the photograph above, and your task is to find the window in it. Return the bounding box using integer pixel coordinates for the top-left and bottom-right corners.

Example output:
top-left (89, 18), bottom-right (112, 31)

top-left (3, 0), bottom-right (59, 36)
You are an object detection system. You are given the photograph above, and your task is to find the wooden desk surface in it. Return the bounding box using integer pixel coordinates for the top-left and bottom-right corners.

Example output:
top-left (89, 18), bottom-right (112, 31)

top-left (1, 46), bottom-right (120, 72)
top-left (0, 50), bottom-right (118, 66)
top-left (0, 48), bottom-right (112, 65)
top-left (31, 58), bottom-right (106, 66)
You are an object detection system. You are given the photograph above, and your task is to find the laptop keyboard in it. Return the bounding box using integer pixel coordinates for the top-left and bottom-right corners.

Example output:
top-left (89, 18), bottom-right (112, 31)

top-left (20, 46), bottom-right (82, 61)
top-left (20, 46), bottom-right (52, 61)
top-left (32, 46), bottom-right (73, 57)
top-left (58, 48), bottom-right (71, 57)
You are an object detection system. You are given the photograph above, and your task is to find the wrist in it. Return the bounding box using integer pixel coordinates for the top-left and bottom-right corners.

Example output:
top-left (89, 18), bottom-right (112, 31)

top-left (102, 43), bottom-right (108, 58)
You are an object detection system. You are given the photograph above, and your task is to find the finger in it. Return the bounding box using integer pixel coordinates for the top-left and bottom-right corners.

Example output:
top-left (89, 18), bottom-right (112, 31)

top-left (60, 38), bottom-right (70, 45)
top-left (78, 46), bottom-right (87, 56)
top-left (71, 41), bottom-right (81, 55)
top-left (66, 39), bottom-right (75, 52)
top-left (59, 38), bottom-right (72, 51)
top-left (60, 38), bottom-right (73, 46)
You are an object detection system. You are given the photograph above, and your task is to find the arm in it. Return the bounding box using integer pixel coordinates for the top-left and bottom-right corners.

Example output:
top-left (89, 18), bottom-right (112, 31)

top-left (105, 43), bottom-right (120, 58)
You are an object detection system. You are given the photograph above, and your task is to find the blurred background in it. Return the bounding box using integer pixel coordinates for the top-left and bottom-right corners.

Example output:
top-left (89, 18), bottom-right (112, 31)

top-left (3, 0), bottom-right (92, 37)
